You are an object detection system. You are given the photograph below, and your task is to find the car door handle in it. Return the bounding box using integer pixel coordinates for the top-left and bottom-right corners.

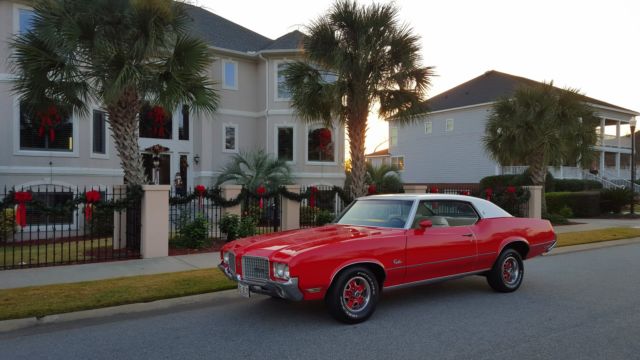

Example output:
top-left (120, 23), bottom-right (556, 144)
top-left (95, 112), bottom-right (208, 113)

top-left (462, 233), bottom-right (474, 237)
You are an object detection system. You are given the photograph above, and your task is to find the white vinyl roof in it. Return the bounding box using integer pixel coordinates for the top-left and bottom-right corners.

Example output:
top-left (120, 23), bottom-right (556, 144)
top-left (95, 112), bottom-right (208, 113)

top-left (360, 194), bottom-right (513, 219)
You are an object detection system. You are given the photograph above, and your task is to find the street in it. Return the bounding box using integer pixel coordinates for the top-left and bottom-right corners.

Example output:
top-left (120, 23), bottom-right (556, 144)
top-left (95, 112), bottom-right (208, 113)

top-left (2, 243), bottom-right (640, 360)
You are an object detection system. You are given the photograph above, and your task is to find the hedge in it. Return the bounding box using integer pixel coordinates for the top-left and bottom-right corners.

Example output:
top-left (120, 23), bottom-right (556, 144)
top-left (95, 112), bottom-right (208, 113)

top-left (546, 191), bottom-right (601, 218)
top-left (554, 179), bottom-right (602, 192)
top-left (481, 174), bottom-right (602, 193)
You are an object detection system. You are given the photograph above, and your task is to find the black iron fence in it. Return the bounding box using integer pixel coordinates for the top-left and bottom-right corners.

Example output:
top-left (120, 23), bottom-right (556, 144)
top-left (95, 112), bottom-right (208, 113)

top-left (169, 188), bottom-right (223, 244)
top-left (241, 194), bottom-right (282, 234)
top-left (0, 185), bottom-right (140, 270)
top-left (299, 185), bottom-right (349, 228)
top-left (422, 183), bottom-right (530, 217)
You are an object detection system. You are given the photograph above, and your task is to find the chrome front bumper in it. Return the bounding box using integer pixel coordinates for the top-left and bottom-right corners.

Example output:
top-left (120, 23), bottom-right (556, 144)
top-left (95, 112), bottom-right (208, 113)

top-left (218, 263), bottom-right (304, 301)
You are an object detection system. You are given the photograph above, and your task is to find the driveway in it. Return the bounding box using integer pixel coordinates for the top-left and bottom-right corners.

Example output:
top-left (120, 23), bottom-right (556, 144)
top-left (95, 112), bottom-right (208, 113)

top-left (2, 243), bottom-right (640, 360)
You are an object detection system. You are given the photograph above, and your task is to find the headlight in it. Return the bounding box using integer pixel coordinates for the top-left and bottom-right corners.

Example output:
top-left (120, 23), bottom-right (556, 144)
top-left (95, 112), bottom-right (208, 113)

top-left (272, 262), bottom-right (290, 280)
top-left (223, 252), bottom-right (230, 264)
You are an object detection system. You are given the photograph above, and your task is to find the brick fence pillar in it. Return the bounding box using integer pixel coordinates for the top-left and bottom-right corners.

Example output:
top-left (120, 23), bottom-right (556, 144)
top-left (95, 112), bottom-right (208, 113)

top-left (141, 185), bottom-right (170, 258)
top-left (523, 185), bottom-right (542, 218)
top-left (281, 185), bottom-right (301, 231)
top-left (403, 185), bottom-right (428, 194)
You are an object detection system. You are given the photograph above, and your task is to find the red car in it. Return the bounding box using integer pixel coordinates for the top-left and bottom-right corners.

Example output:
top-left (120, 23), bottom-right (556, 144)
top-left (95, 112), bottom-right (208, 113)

top-left (219, 194), bottom-right (556, 323)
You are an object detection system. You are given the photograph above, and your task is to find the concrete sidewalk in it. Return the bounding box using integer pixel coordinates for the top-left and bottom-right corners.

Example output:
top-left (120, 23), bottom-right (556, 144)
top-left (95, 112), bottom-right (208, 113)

top-left (554, 218), bottom-right (640, 233)
top-left (0, 252), bottom-right (219, 290)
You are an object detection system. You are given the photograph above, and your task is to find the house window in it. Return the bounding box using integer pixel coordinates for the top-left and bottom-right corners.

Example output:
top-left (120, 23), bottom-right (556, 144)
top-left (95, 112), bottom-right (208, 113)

top-left (276, 62), bottom-right (291, 100)
top-left (223, 124), bottom-right (238, 152)
top-left (425, 120), bottom-right (432, 134)
top-left (19, 103), bottom-right (74, 152)
top-left (19, 8), bottom-right (35, 34)
top-left (390, 126), bottom-right (398, 147)
top-left (446, 118), bottom-right (454, 132)
top-left (139, 103), bottom-right (172, 139)
top-left (307, 126), bottom-right (334, 162)
top-left (391, 156), bottom-right (405, 170)
top-left (277, 126), bottom-right (294, 162)
top-left (179, 105), bottom-right (189, 140)
top-left (92, 110), bottom-right (106, 155)
top-left (27, 191), bottom-right (74, 225)
top-left (222, 60), bottom-right (238, 90)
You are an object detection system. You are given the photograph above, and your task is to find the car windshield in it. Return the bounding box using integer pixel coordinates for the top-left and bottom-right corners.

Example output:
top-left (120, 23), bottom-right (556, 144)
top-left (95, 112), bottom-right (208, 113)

top-left (336, 199), bottom-right (414, 228)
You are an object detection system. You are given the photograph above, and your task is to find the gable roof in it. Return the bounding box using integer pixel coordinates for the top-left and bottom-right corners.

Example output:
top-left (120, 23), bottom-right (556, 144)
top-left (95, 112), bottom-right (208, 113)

top-left (184, 4), bottom-right (304, 53)
top-left (365, 149), bottom-right (390, 157)
top-left (427, 70), bottom-right (639, 115)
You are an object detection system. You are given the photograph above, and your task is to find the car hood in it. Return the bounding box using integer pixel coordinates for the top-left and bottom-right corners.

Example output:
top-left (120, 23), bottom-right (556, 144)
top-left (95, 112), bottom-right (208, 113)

top-left (224, 224), bottom-right (403, 258)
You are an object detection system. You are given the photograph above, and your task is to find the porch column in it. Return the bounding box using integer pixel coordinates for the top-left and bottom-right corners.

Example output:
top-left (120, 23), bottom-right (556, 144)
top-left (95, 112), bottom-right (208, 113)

top-left (141, 185), bottom-right (170, 258)
top-left (600, 151), bottom-right (605, 174)
top-left (616, 153), bottom-right (621, 177)
top-left (221, 184), bottom-right (242, 217)
top-left (281, 185), bottom-right (301, 231)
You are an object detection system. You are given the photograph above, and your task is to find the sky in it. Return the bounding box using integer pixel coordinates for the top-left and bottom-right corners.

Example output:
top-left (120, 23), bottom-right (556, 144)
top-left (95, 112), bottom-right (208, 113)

top-left (195, 0), bottom-right (640, 154)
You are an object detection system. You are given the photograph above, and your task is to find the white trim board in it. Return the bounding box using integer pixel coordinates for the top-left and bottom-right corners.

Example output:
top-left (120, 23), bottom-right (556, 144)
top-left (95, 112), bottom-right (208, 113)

top-left (0, 166), bottom-right (123, 177)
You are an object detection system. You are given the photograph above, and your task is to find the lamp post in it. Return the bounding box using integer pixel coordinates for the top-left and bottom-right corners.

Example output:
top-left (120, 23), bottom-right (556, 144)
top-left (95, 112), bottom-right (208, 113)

top-left (631, 117), bottom-right (637, 215)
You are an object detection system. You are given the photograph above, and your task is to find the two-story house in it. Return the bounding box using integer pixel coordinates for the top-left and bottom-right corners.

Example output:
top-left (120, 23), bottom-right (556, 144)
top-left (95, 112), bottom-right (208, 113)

top-left (390, 70), bottom-right (639, 187)
top-left (0, 1), bottom-right (346, 193)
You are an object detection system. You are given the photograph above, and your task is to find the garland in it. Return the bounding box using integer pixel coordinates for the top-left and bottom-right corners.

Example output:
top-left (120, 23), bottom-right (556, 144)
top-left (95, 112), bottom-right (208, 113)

top-left (0, 186), bottom-right (144, 224)
top-left (169, 185), bottom-right (355, 208)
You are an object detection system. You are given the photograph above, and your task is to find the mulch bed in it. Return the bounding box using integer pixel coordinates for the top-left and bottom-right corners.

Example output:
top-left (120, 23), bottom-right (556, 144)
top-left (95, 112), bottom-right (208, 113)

top-left (169, 239), bottom-right (226, 256)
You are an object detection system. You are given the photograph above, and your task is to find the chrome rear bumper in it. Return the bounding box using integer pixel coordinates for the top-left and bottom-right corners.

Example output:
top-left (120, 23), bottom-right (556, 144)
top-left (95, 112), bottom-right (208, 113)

top-left (218, 263), bottom-right (304, 301)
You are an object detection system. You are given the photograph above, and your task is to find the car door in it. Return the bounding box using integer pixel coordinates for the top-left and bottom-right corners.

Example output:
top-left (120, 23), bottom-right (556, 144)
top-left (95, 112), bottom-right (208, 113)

top-left (405, 200), bottom-right (478, 283)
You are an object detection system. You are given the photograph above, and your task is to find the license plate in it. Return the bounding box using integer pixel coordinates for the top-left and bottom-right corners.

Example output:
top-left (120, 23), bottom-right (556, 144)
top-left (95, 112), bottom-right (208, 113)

top-left (238, 283), bottom-right (250, 298)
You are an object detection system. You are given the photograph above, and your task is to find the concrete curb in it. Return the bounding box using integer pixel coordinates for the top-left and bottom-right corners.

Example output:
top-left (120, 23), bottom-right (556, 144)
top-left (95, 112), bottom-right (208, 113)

top-left (3, 237), bottom-right (640, 333)
top-left (0, 289), bottom-right (237, 333)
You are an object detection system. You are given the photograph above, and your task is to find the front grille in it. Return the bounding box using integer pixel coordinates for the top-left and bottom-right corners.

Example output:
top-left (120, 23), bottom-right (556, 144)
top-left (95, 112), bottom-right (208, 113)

top-left (228, 252), bottom-right (236, 276)
top-left (241, 256), bottom-right (270, 281)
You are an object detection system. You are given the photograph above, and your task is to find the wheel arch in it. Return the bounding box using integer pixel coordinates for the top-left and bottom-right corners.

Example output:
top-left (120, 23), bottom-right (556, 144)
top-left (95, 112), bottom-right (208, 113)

top-left (328, 260), bottom-right (387, 290)
top-left (499, 238), bottom-right (530, 259)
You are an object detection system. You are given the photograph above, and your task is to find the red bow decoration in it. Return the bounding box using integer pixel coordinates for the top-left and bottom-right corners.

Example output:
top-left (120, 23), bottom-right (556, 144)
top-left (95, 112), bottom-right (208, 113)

top-left (367, 184), bottom-right (377, 195)
top-left (485, 188), bottom-right (494, 201)
top-left (430, 186), bottom-right (439, 193)
top-left (309, 186), bottom-right (318, 208)
top-left (317, 128), bottom-right (332, 149)
top-left (37, 106), bottom-right (62, 142)
top-left (458, 190), bottom-right (471, 196)
top-left (14, 191), bottom-right (32, 228)
top-left (84, 190), bottom-right (101, 221)
top-left (506, 186), bottom-right (516, 195)
top-left (256, 185), bottom-right (267, 209)
top-left (148, 106), bottom-right (167, 137)
top-left (195, 185), bottom-right (206, 208)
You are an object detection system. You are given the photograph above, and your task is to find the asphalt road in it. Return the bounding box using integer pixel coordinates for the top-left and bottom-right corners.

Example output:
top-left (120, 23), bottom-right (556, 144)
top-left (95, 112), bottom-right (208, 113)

top-left (2, 243), bottom-right (640, 360)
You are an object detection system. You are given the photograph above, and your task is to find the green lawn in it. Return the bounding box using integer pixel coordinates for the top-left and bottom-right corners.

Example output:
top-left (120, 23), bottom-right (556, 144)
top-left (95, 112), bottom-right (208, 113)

top-left (0, 268), bottom-right (234, 321)
top-left (1, 238), bottom-right (116, 268)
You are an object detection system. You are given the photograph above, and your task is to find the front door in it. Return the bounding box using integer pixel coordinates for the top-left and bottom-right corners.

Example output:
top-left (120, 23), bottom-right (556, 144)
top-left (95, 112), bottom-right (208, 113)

top-left (142, 153), bottom-right (171, 185)
top-left (405, 200), bottom-right (479, 283)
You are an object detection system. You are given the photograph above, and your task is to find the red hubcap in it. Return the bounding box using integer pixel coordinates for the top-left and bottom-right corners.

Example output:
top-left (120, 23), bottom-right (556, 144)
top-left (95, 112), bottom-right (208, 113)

top-left (502, 257), bottom-right (519, 285)
top-left (342, 277), bottom-right (370, 312)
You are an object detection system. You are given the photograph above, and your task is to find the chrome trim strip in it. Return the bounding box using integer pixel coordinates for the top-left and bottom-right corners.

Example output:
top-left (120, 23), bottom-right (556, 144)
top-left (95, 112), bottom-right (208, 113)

top-left (531, 240), bottom-right (556, 248)
top-left (385, 269), bottom-right (491, 290)
top-left (477, 252), bottom-right (497, 257)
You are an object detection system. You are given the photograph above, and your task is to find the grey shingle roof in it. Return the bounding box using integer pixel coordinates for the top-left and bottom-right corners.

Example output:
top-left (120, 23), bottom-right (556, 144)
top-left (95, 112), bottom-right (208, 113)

top-left (428, 70), bottom-right (639, 115)
top-left (183, 4), bottom-right (304, 53)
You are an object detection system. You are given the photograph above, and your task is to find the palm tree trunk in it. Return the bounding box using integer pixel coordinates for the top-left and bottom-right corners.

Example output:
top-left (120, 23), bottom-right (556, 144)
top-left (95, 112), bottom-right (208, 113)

top-left (106, 87), bottom-right (147, 186)
top-left (348, 116), bottom-right (368, 197)
top-left (529, 153), bottom-right (548, 215)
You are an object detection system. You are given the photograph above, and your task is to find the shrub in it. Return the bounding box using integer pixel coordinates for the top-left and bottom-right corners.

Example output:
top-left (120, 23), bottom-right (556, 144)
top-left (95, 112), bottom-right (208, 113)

top-left (238, 216), bottom-right (257, 238)
top-left (170, 214), bottom-right (210, 249)
top-left (316, 210), bottom-right (335, 226)
top-left (479, 170), bottom-right (554, 191)
top-left (0, 208), bottom-right (16, 240)
top-left (546, 191), bottom-right (600, 218)
top-left (219, 213), bottom-right (240, 241)
top-left (556, 205), bottom-right (574, 219)
top-left (543, 212), bottom-right (569, 225)
top-left (301, 206), bottom-right (335, 226)
top-left (554, 179), bottom-right (602, 192)
top-left (600, 188), bottom-right (633, 214)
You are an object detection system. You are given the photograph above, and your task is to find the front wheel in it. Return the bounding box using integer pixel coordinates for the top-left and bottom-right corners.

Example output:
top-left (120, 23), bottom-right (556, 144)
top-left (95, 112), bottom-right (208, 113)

top-left (487, 249), bottom-right (524, 292)
top-left (325, 266), bottom-right (379, 324)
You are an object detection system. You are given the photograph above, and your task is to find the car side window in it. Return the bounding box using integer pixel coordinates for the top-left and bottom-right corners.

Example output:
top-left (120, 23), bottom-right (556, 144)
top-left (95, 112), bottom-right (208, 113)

top-left (413, 200), bottom-right (479, 228)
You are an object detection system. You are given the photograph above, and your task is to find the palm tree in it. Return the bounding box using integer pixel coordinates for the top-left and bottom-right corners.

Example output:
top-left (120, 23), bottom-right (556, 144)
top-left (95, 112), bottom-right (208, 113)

top-left (283, 0), bottom-right (433, 197)
top-left (366, 163), bottom-right (402, 193)
top-left (11, 0), bottom-right (219, 185)
top-left (215, 150), bottom-right (292, 192)
top-left (483, 82), bottom-right (599, 214)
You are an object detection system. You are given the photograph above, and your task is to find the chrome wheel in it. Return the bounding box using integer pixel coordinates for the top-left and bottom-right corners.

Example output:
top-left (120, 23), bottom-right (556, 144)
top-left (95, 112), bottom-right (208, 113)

top-left (341, 276), bottom-right (371, 313)
top-left (502, 256), bottom-right (520, 286)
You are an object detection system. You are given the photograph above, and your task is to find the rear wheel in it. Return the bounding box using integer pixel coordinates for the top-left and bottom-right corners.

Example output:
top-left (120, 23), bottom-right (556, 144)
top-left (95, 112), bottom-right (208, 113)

top-left (487, 248), bottom-right (524, 292)
top-left (325, 266), bottom-right (379, 324)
